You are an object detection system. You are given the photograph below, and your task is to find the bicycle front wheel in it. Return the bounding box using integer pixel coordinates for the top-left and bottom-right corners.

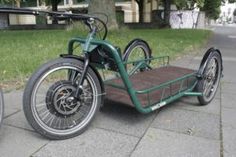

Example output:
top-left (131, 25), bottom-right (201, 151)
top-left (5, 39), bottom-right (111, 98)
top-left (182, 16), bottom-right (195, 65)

top-left (23, 58), bottom-right (102, 140)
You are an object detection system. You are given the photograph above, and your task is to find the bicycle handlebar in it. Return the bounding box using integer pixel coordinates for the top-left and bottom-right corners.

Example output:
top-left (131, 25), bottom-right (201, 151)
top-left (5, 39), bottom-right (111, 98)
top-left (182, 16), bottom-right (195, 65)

top-left (0, 7), bottom-right (108, 40)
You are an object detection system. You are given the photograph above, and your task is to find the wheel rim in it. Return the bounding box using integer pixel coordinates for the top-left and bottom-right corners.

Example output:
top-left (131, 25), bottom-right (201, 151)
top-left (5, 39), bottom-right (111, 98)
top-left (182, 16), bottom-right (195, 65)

top-left (128, 45), bottom-right (148, 62)
top-left (202, 56), bottom-right (220, 101)
top-left (31, 66), bottom-right (98, 135)
top-left (126, 45), bottom-right (149, 73)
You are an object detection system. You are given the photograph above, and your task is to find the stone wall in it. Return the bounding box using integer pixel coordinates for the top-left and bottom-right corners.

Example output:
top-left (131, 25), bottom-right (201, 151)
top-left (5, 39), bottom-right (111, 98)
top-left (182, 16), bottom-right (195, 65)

top-left (9, 14), bottom-right (36, 25)
top-left (152, 10), bottom-right (206, 29)
top-left (169, 11), bottom-right (206, 29)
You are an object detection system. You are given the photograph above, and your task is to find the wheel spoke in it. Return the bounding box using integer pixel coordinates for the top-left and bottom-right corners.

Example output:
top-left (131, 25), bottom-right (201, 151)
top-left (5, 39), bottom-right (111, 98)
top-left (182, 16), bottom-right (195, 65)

top-left (31, 65), bottom-right (98, 134)
top-left (41, 110), bottom-right (51, 122)
top-left (204, 81), bottom-right (214, 96)
top-left (200, 56), bottom-right (220, 102)
top-left (36, 102), bottom-right (46, 108)
top-left (22, 59), bottom-right (102, 139)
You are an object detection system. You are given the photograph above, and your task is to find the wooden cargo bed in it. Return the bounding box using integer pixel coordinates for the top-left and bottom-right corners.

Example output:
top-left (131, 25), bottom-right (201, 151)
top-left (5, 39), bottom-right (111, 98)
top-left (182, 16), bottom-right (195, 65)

top-left (105, 66), bottom-right (196, 107)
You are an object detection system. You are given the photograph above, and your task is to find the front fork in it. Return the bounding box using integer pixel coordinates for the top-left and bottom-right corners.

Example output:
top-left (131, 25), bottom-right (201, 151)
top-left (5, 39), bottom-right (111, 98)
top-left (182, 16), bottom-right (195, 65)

top-left (71, 28), bottom-right (96, 100)
top-left (74, 53), bottom-right (90, 99)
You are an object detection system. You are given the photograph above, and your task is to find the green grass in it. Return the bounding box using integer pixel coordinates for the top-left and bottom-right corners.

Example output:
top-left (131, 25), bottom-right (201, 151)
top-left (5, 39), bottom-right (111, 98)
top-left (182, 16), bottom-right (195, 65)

top-left (0, 28), bottom-right (211, 89)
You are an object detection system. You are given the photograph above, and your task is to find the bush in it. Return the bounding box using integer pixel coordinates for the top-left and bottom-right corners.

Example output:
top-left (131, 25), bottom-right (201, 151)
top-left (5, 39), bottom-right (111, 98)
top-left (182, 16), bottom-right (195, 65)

top-left (36, 16), bottom-right (47, 25)
top-left (203, 0), bottom-right (221, 20)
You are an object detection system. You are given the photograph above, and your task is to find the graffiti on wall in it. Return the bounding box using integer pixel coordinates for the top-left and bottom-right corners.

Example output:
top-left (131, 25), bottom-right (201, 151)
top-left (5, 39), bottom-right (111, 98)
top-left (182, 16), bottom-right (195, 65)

top-left (170, 11), bottom-right (199, 29)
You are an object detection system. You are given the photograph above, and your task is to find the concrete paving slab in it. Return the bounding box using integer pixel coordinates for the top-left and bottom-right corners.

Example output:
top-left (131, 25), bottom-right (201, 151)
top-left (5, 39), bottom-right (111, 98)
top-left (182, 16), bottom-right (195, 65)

top-left (194, 51), bottom-right (236, 62)
top-left (172, 55), bottom-right (199, 70)
top-left (33, 128), bottom-right (139, 157)
top-left (222, 62), bottom-right (236, 83)
top-left (131, 128), bottom-right (220, 157)
top-left (172, 58), bottom-right (195, 68)
top-left (221, 49), bottom-right (236, 58)
top-left (92, 102), bottom-right (157, 137)
top-left (222, 127), bottom-right (236, 157)
top-left (3, 111), bottom-right (33, 131)
top-left (3, 108), bottom-right (20, 119)
top-left (151, 107), bottom-right (220, 140)
top-left (0, 125), bottom-right (49, 157)
top-left (221, 93), bottom-right (236, 109)
top-left (214, 83), bottom-right (221, 99)
top-left (221, 82), bottom-right (236, 94)
top-left (3, 90), bottom-right (23, 117)
top-left (174, 96), bottom-right (220, 115)
top-left (222, 107), bottom-right (236, 129)
top-left (171, 60), bottom-right (190, 67)
top-left (172, 49), bottom-right (211, 70)
top-left (4, 90), bottom-right (23, 109)
top-left (187, 60), bottom-right (201, 70)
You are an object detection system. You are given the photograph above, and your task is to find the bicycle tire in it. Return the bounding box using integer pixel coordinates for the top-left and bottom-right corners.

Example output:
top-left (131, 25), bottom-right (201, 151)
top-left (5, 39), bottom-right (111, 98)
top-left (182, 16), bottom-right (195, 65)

top-left (123, 39), bottom-right (152, 73)
top-left (196, 51), bottom-right (222, 105)
top-left (23, 58), bottom-right (102, 140)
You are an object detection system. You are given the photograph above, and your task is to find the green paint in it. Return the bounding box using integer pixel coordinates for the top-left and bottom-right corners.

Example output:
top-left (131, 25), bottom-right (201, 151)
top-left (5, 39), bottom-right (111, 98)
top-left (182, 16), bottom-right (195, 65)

top-left (67, 33), bottom-right (200, 114)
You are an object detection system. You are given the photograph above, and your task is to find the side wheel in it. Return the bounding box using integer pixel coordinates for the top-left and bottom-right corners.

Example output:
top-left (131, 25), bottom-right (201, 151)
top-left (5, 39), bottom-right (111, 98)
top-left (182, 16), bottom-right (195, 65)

top-left (0, 89), bottom-right (4, 128)
top-left (123, 39), bottom-right (152, 73)
top-left (23, 58), bottom-right (102, 140)
top-left (196, 51), bottom-right (222, 105)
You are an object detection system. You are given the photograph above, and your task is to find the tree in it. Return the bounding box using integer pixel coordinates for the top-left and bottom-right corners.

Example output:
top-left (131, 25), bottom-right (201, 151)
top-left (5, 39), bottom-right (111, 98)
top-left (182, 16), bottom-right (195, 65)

top-left (174, 0), bottom-right (205, 10)
top-left (47, 0), bottom-right (85, 23)
top-left (163, 0), bottom-right (172, 26)
top-left (135, 0), bottom-right (145, 23)
top-left (15, 0), bottom-right (20, 7)
top-left (45, 0), bottom-right (62, 12)
top-left (202, 0), bottom-right (221, 19)
top-left (194, 0), bottom-right (205, 8)
top-left (44, 0), bottom-right (62, 23)
top-left (47, 0), bottom-right (84, 12)
top-left (0, 0), bottom-right (21, 7)
top-left (228, 0), bottom-right (236, 3)
top-left (88, 0), bottom-right (118, 29)
top-left (174, 0), bottom-right (188, 10)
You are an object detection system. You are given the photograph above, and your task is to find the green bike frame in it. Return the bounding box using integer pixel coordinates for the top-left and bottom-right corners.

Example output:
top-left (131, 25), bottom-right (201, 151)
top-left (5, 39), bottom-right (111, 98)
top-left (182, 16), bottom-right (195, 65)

top-left (65, 30), bottom-right (202, 114)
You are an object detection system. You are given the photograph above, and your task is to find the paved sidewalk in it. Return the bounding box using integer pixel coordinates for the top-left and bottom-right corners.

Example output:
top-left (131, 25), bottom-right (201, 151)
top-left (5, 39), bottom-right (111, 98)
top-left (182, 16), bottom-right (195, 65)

top-left (0, 26), bottom-right (235, 157)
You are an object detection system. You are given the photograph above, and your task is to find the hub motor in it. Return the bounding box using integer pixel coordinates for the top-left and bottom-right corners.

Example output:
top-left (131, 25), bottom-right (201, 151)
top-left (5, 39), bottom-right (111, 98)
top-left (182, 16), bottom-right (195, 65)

top-left (46, 81), bottom-right (82, 117)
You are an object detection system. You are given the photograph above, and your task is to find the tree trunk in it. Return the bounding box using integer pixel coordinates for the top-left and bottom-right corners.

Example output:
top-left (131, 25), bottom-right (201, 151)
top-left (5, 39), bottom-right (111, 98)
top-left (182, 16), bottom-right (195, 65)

top-left (51, 0), bottom-right (58, 24)
top-left (15, 0), bottom-right (21, 7)
top-left (52, 2), bottom-right (58, 12)
top-left (163, 0), bottom-right (171, 26)
top-left (137, 0), bottom-right (144, 23)
top-left (15, 0), bottom-right (21, 24)
top-left (88, 0), bottom-right (118, 30)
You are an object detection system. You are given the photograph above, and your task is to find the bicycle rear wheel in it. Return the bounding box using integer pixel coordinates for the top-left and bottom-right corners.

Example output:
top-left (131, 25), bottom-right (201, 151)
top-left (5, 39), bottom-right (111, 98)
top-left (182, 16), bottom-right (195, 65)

top-left (196, 51), bottom-right (222, 105)
top-left (123, 39), bottom-right (152, 73)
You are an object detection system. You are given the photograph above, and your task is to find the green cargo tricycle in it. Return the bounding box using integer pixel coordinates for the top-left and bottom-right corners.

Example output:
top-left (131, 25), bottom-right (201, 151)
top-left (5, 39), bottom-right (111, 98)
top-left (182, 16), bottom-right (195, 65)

top-left (0, 8), bottom-right (223, 140)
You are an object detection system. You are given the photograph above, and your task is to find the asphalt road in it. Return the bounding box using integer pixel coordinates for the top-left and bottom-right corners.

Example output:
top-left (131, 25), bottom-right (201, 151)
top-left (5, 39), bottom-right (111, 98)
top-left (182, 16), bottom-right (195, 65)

top-left (0, 25), bottom-right (235, 157)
